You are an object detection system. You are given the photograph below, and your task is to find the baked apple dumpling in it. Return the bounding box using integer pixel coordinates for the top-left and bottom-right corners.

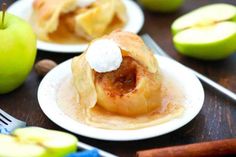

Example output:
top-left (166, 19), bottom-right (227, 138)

top-left (72, 31), bottom-right (162, 116)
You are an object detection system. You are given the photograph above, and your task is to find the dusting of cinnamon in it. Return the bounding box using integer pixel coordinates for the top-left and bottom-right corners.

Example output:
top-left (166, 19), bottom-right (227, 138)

top-left (95, 57), bottom-right (139, 97)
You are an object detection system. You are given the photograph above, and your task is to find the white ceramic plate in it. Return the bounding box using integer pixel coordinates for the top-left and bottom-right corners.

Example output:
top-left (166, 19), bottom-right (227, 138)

top-left (37, 55), bottom-right (204, 141)
top-left (7, 0), bottom-right (144, 53)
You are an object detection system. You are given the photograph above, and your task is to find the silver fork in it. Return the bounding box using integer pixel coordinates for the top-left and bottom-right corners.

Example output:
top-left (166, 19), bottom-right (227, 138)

top-left (141, 34), bottom-right (236, 102)
top-left (0, 108), bottom-right (117, 157)
top-left (0, 108), bottom-right (26, 134)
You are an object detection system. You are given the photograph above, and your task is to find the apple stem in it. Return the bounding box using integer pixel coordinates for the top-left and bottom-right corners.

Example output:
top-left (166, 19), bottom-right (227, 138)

top-left (1, 2), bottom-right (7, 29)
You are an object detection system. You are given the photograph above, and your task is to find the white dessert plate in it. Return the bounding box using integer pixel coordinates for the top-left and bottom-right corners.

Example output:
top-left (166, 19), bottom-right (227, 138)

top-left (37, 55), bottom-right (204, 141)
top-left (7, 0), bottom-right (144, 53)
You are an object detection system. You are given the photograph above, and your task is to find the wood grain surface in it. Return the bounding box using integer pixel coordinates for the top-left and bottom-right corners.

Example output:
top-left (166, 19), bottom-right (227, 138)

top-left (0, 0), bottom-right (235, 156)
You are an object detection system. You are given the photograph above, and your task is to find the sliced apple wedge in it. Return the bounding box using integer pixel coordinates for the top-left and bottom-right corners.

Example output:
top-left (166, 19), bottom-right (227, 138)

top-left (171, 3), bottom-right (236, 60)
top-left (12, 127), bottom-right (78, 157)
top-left (173, 22), bottom-right (236, 60)
top-left (0, 134), bottom-right (48, 157)
top-left (0, 127), bottom-right (78, 157)
top-left (172, 3), bottom-right (236, 34)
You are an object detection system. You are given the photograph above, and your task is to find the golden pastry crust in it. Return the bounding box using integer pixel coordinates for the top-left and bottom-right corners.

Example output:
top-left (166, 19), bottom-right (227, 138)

top-left (107, 31), bottom-right (158, 73)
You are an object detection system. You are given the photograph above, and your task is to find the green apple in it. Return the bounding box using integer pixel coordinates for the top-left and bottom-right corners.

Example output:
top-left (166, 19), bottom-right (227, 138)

top-left (0, 127), bottom-right (78, 157)
top-left (12, 127), bottom-right (78, 157)
top-left (138, 0), bottom-right (184, 12)
top-left (0, 11), bottom-right (37, 94)
top-left (171, 3), bottom-right (236, 60)
top-left (0, 134), bottom-right (48, 157)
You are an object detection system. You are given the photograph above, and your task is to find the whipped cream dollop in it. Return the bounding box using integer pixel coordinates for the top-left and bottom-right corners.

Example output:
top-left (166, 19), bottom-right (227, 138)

top-left (86, 39), bottom-right (123, 73)
top-left (77, 0), bottom-right (96, 8)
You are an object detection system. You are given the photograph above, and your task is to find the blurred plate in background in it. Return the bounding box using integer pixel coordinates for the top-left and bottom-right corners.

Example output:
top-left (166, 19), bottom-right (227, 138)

top-left (8, 0), bottom-right (144, 53)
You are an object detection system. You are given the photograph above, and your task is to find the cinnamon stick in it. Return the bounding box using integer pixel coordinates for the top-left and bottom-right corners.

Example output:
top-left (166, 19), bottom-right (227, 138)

top-left (136, 138), bottom-right (236, 157)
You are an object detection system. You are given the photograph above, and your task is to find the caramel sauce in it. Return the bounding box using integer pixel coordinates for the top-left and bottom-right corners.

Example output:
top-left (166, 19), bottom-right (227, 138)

top-left (57, 69), bottom-right (185, 130)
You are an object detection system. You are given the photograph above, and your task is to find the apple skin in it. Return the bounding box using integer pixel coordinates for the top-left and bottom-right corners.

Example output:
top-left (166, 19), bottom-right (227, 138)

top-left (138, 0), bottom-right (184, 12)
top-left (173, 32), bottom-right (236, 60)
top-left (0, 12), bottom-right (37, 94)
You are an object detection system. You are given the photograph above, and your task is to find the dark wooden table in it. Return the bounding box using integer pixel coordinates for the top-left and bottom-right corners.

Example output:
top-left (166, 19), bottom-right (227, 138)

top-left (1, 0), bottom-right (236, 156)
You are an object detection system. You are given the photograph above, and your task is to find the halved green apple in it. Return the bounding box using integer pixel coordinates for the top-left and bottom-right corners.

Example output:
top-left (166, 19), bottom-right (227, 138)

top-left (171, 3), bottom-right (236, 60)
top-left (0, 134), bottom-right (47, 157)
top-left (0, 127), bottom-right (78, 157)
